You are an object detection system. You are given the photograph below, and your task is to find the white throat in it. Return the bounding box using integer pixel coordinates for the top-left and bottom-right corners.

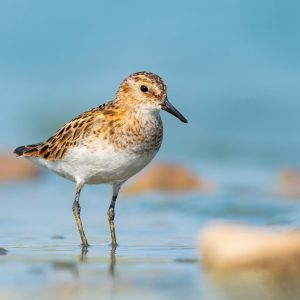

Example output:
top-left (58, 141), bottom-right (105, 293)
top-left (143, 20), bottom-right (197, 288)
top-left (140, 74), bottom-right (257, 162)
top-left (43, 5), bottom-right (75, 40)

top-left (138, 103), bottom-right (160, 117)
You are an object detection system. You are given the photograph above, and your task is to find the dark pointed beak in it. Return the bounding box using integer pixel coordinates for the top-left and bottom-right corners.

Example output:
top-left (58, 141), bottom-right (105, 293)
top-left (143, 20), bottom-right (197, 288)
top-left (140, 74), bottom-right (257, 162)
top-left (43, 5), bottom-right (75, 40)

top-left (161, 98), bottom-right (188, 123)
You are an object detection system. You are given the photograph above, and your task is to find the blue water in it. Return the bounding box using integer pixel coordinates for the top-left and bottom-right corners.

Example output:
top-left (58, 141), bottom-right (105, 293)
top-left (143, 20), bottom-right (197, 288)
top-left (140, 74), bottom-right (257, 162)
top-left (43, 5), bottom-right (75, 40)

top-left (1, 1), bottom-right (300, 299)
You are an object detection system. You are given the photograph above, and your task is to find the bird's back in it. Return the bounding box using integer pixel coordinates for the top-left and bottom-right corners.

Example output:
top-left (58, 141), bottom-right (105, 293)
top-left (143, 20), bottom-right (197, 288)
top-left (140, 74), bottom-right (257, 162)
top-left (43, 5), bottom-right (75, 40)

top-left (14, 100), bottom-right (162, 158)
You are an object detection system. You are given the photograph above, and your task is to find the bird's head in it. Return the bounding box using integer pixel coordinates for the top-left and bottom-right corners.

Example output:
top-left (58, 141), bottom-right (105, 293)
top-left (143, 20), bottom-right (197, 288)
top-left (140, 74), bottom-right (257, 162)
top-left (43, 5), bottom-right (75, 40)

top-left (116, 71), bottom-right (187, 123)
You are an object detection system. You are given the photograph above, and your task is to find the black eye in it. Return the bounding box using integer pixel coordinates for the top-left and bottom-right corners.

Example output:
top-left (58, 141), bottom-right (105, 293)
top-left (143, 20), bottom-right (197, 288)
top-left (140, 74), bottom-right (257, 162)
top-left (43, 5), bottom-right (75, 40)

top-left (140, 85), bottom-right (148, 92)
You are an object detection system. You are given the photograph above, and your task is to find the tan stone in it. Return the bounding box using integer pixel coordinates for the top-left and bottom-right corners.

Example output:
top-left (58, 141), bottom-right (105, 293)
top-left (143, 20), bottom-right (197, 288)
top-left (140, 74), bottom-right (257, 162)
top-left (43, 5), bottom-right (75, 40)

top-left (272, 169), bottom-right (300, 198)
top-left (200, 223), bottom-right (300, 274)
top-left (0, 152), bottom-right (39, 181)
top-left (123, 162), bottom-right (213, 195)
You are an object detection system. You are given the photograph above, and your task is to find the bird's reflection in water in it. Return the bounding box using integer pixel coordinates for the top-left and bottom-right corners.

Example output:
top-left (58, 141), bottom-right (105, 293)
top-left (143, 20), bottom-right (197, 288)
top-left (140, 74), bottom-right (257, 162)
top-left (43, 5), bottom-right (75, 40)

top-left (72, 245), bottom-right (117, 299)
top-left (78, 244), bottom-right (117, 277)
top-left (80, 246), bottom-right (88, 263)
top-left (109, 245), bottom-right (117, 276)
top-left (77, 244), bottom-right (118, 299)
top-left (108, 245), bottom-right (117, 300)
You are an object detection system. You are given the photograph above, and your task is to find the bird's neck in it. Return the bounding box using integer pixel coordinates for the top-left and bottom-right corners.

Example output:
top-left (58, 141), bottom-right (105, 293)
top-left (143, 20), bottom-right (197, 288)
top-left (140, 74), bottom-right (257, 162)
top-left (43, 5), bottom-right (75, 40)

top-left (113, 96), bottom-right (160, 120)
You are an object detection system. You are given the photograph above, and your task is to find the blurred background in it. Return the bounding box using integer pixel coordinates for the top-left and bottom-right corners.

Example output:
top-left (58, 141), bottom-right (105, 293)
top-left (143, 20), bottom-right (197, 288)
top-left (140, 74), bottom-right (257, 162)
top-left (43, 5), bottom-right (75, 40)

top-left (1, 1), bottom-right (300, 299)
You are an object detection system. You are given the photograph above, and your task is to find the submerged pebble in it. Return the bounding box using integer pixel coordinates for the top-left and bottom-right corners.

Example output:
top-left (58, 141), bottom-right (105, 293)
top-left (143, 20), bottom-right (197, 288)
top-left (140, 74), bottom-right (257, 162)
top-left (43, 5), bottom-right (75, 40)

top-left (174, 258), bottom-right (198, 263)
top-left (0, 248), bottom-right (8, 256)
top-left (51, 235), bottom-right (65, 240)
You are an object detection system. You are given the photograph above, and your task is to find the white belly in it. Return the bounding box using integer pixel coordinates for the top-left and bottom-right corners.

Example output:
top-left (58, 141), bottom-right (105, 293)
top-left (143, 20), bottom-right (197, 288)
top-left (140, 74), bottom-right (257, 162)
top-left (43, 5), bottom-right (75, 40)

top-left (32, 144), bottom-right (158, 185)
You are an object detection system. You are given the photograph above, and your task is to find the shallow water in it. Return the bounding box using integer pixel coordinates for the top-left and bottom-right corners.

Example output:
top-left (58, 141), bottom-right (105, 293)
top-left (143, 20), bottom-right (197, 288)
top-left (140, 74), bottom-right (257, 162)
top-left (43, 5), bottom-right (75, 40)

top-left (2, 166), bottom-right (300, 299)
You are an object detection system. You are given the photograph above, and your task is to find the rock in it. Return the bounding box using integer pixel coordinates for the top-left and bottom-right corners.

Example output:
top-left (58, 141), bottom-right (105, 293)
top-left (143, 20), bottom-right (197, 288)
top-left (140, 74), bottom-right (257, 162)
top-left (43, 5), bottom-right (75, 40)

top-left (200, 223), bottom-right (300, 274)
top-left (0, 152), bottom-right (40, 182)
top-left (272, 169), bottom-right (300, 198)
top-left (0, 248), bottom-right (8, 255)
top-left (51, 235), bottom-right (65, 240)
top-left (123, 162), bottom-right (213, 195)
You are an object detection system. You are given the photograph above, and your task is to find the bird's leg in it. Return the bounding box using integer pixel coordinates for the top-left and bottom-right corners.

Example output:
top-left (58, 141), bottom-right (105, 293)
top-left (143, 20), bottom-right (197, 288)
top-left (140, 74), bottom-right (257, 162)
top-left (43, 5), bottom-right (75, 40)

top-left (107, 182), bottom-right (123, 247)
top-left (72, 182), bottom-right (89, 248)
top-left (108, 195), bottom-right (117, 247)
top-left (109, 245), bottom-right (117, 276)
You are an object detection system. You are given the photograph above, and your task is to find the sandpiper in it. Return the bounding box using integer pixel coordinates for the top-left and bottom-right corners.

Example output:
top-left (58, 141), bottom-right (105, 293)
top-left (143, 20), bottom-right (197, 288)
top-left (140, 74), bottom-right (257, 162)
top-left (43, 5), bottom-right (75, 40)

top-left (14, 71), bottom-right (187, 248)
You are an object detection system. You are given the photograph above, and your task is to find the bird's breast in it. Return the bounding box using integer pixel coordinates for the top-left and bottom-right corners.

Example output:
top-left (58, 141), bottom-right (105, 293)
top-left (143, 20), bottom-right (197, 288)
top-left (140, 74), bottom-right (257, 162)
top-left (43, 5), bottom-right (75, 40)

top-left (88, 111), bottom-right (163, 155)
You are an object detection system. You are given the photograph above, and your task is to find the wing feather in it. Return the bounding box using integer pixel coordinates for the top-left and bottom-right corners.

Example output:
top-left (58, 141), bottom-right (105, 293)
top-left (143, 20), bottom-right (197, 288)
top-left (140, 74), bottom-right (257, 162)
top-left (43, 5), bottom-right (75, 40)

top-left (14, 103), bottom-right (111, 160)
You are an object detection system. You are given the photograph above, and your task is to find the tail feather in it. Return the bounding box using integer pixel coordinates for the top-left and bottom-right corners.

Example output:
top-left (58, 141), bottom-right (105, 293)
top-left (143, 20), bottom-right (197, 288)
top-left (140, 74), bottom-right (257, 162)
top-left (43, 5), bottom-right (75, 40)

top-left (14, 146), bottom-right (28, 156)
top-left (13, 143), bottom-right (43, 157)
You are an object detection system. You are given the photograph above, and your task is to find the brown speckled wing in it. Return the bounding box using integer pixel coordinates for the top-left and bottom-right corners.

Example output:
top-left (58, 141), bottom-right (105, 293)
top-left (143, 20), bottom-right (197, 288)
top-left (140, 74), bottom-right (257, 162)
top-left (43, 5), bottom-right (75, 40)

top-left (20, 104), bottom-right (109, 160)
